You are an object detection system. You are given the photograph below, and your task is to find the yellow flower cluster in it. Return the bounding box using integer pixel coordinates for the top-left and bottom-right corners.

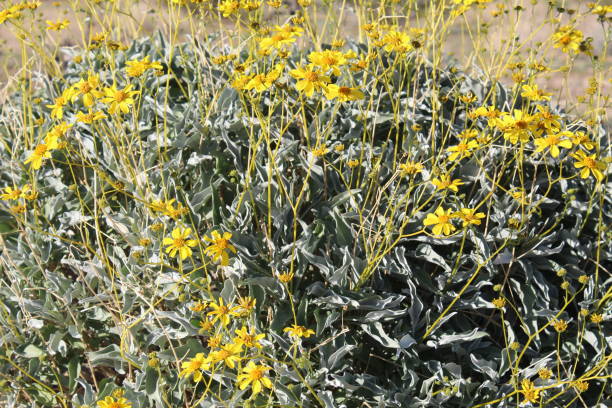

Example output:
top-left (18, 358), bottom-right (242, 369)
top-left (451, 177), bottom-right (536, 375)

top-left (179, 296), bottom-right (273, 395)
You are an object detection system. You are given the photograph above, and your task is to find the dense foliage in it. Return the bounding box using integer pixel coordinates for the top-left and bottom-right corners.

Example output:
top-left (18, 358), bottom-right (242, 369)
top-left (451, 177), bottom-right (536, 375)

top-left (0, 2), bottom-right (610, 408)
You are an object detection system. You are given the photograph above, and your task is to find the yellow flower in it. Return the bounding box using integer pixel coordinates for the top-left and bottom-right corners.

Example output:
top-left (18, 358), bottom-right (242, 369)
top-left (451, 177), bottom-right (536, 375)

top-left (1, 186), bottom-right (22, 200)
top-left (308, 50), bottom-right (347, 76)
top-left (423, 207), bottom-right (456, 236)
top-left (455, 208), bottom-right (485, 227)
top-left (126, 56), bottom-right (163, 77)
top-left (289, 65), bottom-right (331, 97)
top-left (237, 361), bottom-right (273, 395)
top-left (46, 19), bottom-right (69, 31)
top-left (24, 132), bottom-right (60, 170)
top-left (533, 132), bottom-right (572, 158)
top-left (236, 296), bottom-right (256, 316)
top-left (234, 326), bottom-right (265, 348)
top-left (203, 230), bottom-right (236, 266)
top-left (399, 161), bottom-right (424, 176)
top-left (277, 271), bottom-right (294, 283)
top-left (162, 227), bottom-right (198, 260)
top-left (492, 297), bottom-right (506, 309)
top-left (431, 174), bottom-right (464, 192)
top-left (552, 26), bottom-right (583, 54)
top-left (179, 353), bottom-right (210, 382)
top-left (538, 367), bottom-right (552, 380)
top-left (218, 0), bottom-right (240, 17)
top-left (570, 131), bottom-right (595, 150)
top-left (552, 319), bottom-right (568, 333)
top-left (519, 379), bottom-right (540, 404)
top-left (97, 396), bottom-right (132, 408)
top-left (589, 313), bottom-right (603, 324)
top-left (198, 318), bottom-right (214, 334)
top-left (521, 84), bottom-right (551, 101)
top-left (382, 30), bottom-right (412, 53)
top-left (259, 26), bottom-right (301, 51)
top-left (210, 342), bottom-right (242, 369)
top-left (495, 110), bottom-right (534, 144)
top-left (324, 84), bottom-right (365, 102)
top-left (102, 84), bottom-right (139, 115)
top-left (76, 110), bottom-right (106, 124)
top-left (571, 151), bottom-right (606, 181)
top-left (69, 73), bottom-right (102, 107)
top-left (207, 298), bottom-right (239, 326)
top-left (578, 275), bottom-right (589, 284)
top-left (283, 324), bottom-right (315, 338)
top-left (573, 380), bottom-right (588, 393)
top-left (244, 73), bottom-right (274, 92)
top-left (46, 91), bottom-right (71, 120)
top-left (447, 139), bottom-right (479, 161)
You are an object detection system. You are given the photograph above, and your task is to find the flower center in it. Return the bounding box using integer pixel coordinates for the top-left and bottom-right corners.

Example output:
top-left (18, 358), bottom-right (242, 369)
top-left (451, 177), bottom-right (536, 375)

top-left (438, 215), bottom-right (450, 223)
top-left (114, 91), bottom-right (127, 102)
top-left (80, 83), bottom-right (92, 93)
top-left (304, 72), bottom-right (319, 82)
top-left (583, 157), bottom-right (596, 169)
top-left (34, 144), bottom-right (48, 156)
top-left (515, 120), bottom-right (528, 129)
top-left (338, 87), bottom-right (352, 96)
top-left (250, 368), bottom-right (263, 380)
top-left (173, 238), bottom-right (186, 248)
top-left (216, 238), bottom-right (229, 250)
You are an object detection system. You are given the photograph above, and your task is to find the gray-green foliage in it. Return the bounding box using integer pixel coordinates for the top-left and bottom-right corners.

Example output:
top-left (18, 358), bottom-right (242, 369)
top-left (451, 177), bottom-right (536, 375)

top-left (0, 34), bottom-right (610, 407)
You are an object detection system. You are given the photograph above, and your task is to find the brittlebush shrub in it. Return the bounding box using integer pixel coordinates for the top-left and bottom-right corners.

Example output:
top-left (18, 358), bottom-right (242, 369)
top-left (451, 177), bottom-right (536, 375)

top-left (0, 2), bottom-right (610, 408)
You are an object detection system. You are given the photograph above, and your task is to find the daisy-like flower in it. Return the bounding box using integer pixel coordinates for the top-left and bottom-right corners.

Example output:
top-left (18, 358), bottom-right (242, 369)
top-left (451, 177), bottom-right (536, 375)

top-left (283, 324), bottom-right (315, 338)
top-left (552, 319), bottom-right (568, 333)
top-left (431, 174), bottom-right (464, 192)
top-left (571, 151), bottom-right (607, 181)
top-left (125, 56), bottom-right (163, 77)
top-left (97, 396), bottom-right (132, 408)
top-left (447, 139), bottom-right (479, 161)
top-left (207, 298), bottom-right (239, 326)
top-left (552, 25), bottom-right (583, 54)
top-left (308, 50), bottom-right (347, 76)
top-left (423, 207), bottom-right (456, 236)
top-left (538, 367), bottom-right (552, 380)
top-left (521, 84), bottom-right (551, 101)
top-left (46, 90), bottom-right (72, 120)
top-left (519, 379), bottom-right (540, 404)
top-left (570, 131), bottom-right (595, 150)
top-left (277, 271), bottom-right (294, 283)
top-left (244, 73), bottom-right (275, 92)
top-left (71, 73), bottom-right (102, 107)
top-left (495, 110), bottom-right (534, 144)
top-left (218, 0), bottom-right (240, 17)
top-left (234, 326), bottom-right (265, 349)
top-left (24, 132), bottom-right (60, 170)
top-left (203, 230), bottom-right (236, 266)
top-left (179, 353), bottom-right (210, 382)
top-left (237, 361), bottom-right (273, 395)
top-left (102, 84), bottom-right (139, 115)
top-left (492, 297), bottom-right (506, 309)
top-left (455, 208), bottom-right (485, 227)
top-left (46, 19), bottom-right (69, 31)
top-left (533, 132), bottom-right (572, 158)
top-left (76, 110), bottom-right (106, 124)
top-left (235, 296), bottom-right (257, 317)
top-left (382, 29), bottom-right (412, 53)
top-left (289, 65), bottom-right (331, 97)
top-left (210, 342), bottom-right (242, 369)
top-left (324, 84), bottom-right (365, 102)
top-left (162, 227), bottom-right (198, 260)
top-left (399, 161), bottom-right (424, 177)
top-left (0, 186), bottom-right (22, 201)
